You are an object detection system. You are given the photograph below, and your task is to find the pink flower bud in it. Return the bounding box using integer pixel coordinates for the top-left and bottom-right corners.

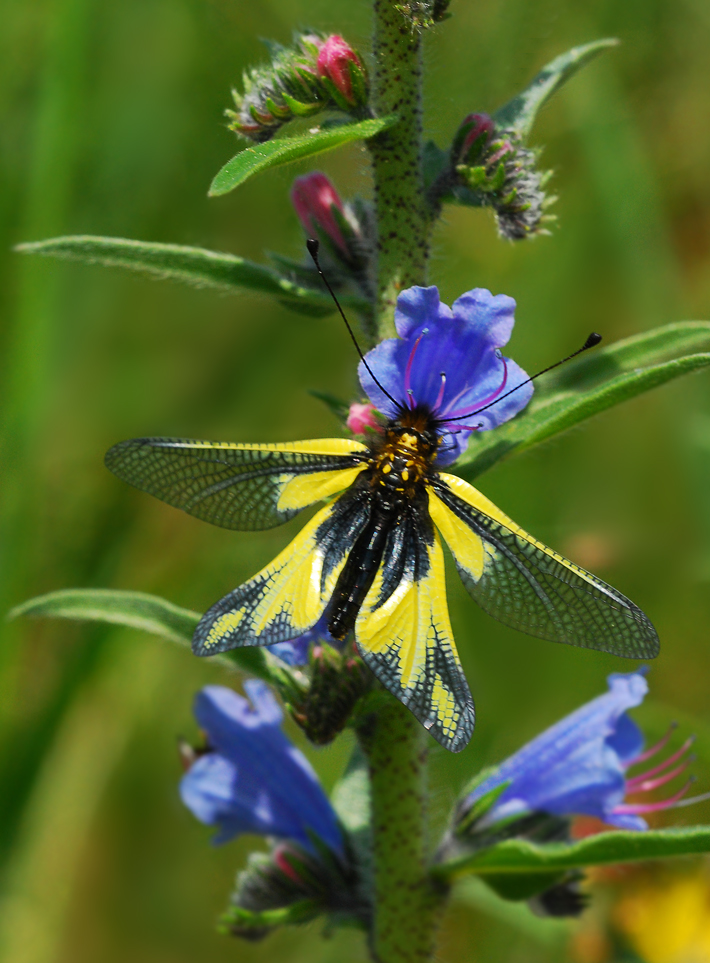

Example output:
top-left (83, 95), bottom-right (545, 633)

top-left (290, 172), bottom-right (349, 255)
top-left (273, 845), bottom-right (305, 885)
top-left (316, 35), bottom-right (363, 106)
top-left (347, 402), bottom-right (379, 435)
top-left (457, 112), bottom-right (495, 162)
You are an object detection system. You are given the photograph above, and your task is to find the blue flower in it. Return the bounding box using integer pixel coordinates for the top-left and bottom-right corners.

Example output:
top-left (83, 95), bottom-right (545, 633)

top-left (180, 681), bottom-right (343, 854)
top-left (358, 285), bottom-right (533, 465)
top-left (267, 621), bottom-right (343, 666)
top-left (267, 636), bottom-right (312, 666)
top-left (464, 670), bottom-right (700, 832)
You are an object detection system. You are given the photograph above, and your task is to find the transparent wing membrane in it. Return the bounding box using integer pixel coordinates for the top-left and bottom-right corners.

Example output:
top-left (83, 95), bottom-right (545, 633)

top-left (105, 437), bottom-right (367, 531)
top-left (430, 473), bottom-right (659, 660)
top-left (193, 489), bottom-right (372, 654)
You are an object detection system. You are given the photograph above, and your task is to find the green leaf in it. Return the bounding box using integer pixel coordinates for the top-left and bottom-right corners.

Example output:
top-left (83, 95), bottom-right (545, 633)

top-left (14, 235), bottom-right (371, 318)
top-left (457, 321), bottom-right (710, 481)
top-left (423, 139), bottom-right (450, 193)
top-left (494, 39), bottom-right (619, 139)
top-left (432, 826), bottom-right (710, 884)
top-left (481, 871), bottom-right (565, 901)
top-left (331, 743), bottom-right (373, 911)
top-left (218, 899), bottom-right (322, 935)
top-left (8, 588), bottom-right (276, 684)
top-left (308, 389), bottom-right (350, 422)
top-left (209, 115), bottom-right (398, 196)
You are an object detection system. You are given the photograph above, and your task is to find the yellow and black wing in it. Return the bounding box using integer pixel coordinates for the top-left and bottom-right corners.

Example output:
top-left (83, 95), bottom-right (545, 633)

top-left (194, 485), bottom-right (373, 654)
top-left (105, 437), bottom-right (367, 531)
top-left (355, 505), bottom-right (475, 753)
top-left (429, 472), bottom-right (659, 660)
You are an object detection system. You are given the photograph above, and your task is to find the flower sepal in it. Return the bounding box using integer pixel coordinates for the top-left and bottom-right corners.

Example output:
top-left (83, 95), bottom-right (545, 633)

top-left (454, 767), bottom-right (510, 835)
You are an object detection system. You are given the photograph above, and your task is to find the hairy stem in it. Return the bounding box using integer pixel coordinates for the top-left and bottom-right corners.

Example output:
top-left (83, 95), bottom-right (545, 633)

top-left (361, 698), bottom-right (442, 962)
top-left (368, 0), bottom-right (429, 339)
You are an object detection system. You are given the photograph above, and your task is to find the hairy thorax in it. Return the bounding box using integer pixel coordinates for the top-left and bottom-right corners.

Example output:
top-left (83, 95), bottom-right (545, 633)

top-left (368, 407), bottom-right (440, 505)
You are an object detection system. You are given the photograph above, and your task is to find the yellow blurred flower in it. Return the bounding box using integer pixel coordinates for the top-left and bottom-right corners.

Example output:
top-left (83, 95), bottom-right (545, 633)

top-left (612, 863), bottom-right (710, 963)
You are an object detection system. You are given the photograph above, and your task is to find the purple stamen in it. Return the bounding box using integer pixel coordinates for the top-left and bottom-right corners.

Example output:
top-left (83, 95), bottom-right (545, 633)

top-left (613, 779), bottom-right (694, 815)
top-left (434, 372), bottom-right (447, 411)
top-left (626, 736), bottom-right (695, 786)
top-left (626, 759), bottom-right (693, 795)
top-left (443, 357), bottom-right (509, 421)
top-left (403, 332), bottom-right (426, 409)
top-left (627, 722), bottom-right (678, 767)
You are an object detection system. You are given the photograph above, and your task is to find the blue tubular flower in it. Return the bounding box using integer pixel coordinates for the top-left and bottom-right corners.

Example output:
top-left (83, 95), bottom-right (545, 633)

top-left (180, 681), bottom-right (343, 855)
top-left (463, 670), bottom-right (704, 832)
top-left (358, 285), bottom-right (533, 465)
top-left (267, 620), bottom-right (344, 666)
top-left (267, 635), bottom-right (312, 666)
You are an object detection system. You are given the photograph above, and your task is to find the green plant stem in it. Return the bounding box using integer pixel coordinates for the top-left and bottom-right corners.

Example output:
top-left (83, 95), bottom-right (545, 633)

top-left (368, 0), bottom-right (429, 340)
top-left (360, 698), bottom-right (442, 963)
top-left (365, 3), bottom-right (438, 959)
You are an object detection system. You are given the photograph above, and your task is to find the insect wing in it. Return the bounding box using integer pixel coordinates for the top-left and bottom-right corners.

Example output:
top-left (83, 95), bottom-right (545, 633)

top-left (429, 472), bottom-right (659, 659)
top-left (105, 437), bottom-right (367, 531)
top-left (355, 507), bottom-right (475, 753)
top-left (194, 487), bottom-right (372, 655)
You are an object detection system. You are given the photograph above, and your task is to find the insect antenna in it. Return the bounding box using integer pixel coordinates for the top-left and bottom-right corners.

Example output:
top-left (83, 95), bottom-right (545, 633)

top-left (442, 332), bottom-right (603, 424)
top-left (306, 238), bottom-right (401, 410)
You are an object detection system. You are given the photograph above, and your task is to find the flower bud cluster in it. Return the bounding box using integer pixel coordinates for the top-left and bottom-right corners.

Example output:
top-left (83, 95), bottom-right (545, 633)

top-left (224, 841), bottom-right (362, 939)
top-left (228, 33), bottom-right (368, 143)
top-left (452, 112), bottom-right (555, 240)
top-left (393, 0), bottom-right (451, 30)
top-left (289, 642), bottom-right (372, 745)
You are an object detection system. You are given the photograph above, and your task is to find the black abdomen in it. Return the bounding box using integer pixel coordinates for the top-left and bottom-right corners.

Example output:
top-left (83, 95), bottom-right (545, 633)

top-left (325, 501), bottom-right (397, 641)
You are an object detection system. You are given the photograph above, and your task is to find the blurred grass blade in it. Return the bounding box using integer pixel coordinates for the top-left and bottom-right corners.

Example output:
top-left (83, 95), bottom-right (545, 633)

top-left (0, 639), bottom-right (162, 963)
top-left (209, 115), bottom-right (398, 196)
top-left (457, 321), bottom-right (710, 481)
top-left (9, 588), bottom-right (280, 684)
top-left (14, 236), bottom-right (371, 317)
top-left (432, 826), bottom-right (710, 884)
top-left (494, 39), bottom-right (618, 137)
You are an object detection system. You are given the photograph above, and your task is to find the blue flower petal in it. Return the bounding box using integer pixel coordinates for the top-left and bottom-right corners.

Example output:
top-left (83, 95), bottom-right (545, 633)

top-left (394, 285), bottom-right (451, 338)
top-left (181, 684), bottom-right (343, 854)
top-left (268, 636), bottom-right (312, 666)
top-left (359, 285), bottom-right (532, 465)
top-left (469, 670), bottom-right (649, 828)
top-left (606, 712), bottom-right (644, 765)
top-left (450, 288), bottom-right (516, 347)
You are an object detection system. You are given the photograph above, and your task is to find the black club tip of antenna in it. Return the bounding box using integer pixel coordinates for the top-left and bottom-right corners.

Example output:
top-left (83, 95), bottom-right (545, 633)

top-left (306, 237), bottom-right (319, 258)
top-left (583, 332), bottom-right (602, 350)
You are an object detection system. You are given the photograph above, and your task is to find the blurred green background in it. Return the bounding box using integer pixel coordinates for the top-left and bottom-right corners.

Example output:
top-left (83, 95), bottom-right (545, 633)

top-left (2, 0), bottom-right (710, 960)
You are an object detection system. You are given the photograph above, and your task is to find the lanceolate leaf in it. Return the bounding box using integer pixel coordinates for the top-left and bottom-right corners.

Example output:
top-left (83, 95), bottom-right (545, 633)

top-left (331, 744), bottom-right (373, 898)
top-left (494, 39), bottom-right (618, 138)
top-left (209, 115), bottom-right (398, 196)
top-left (433, 826), bottom-right (710, 884)
top-left (14, 236), bottom-right (371, 317)
top-left (9, 588), bottom-right (284, 686)
top-left (457, 321), bottom-right (710, 481)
